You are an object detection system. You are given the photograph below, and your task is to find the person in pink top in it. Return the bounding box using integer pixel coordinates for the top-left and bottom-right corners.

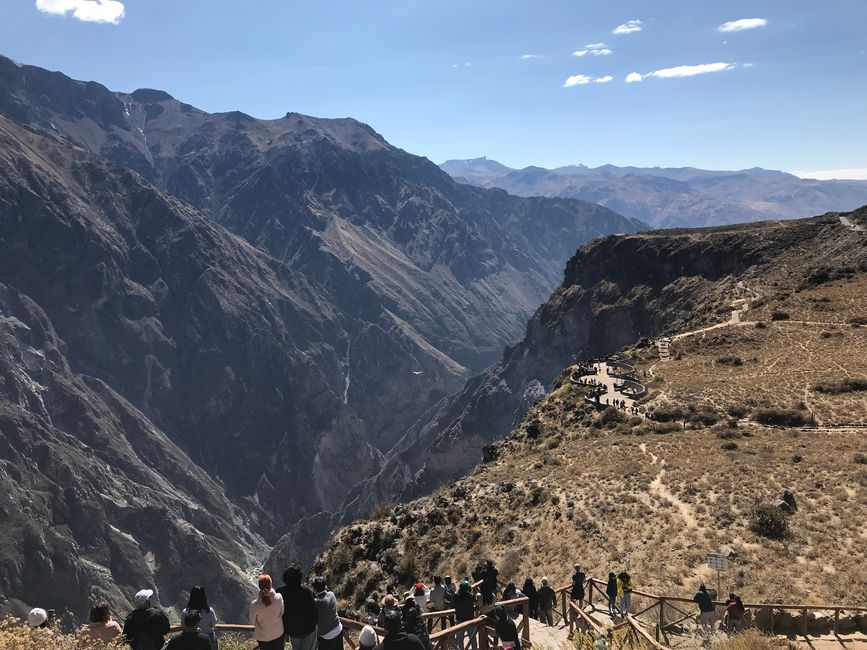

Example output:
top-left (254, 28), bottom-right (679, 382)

top-left (85, 602), bottom-right (123, 644)
top-left (250, 574), bottom-right (285, 650)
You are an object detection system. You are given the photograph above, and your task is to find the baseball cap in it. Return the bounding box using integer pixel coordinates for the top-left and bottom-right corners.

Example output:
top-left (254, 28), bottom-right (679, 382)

top-left (134, 589), bottom-right (154, 607)
top-left (360, 625), bottom-right (378, 647)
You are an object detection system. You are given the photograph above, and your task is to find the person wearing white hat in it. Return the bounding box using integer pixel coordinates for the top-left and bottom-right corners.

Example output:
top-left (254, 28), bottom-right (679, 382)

top-left (123, 588), bottom-right (170, 650)
top-left (359, 625), bottom-right (378, 650)
top-left (27, 608), bottom-right (48, 628)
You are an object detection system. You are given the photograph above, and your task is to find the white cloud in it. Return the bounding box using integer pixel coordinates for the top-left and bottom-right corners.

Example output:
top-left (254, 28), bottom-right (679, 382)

top-left (520, 54), bottom-right (543, 60)
top-left (625, 72), bottom-right (643, 83)
top-left (793, 168), bottom-right (867, 181)
top-left (648, 62), bottom-right (735, 78)
top-left (563, 74), bottom-right (593, 87)
top-left (35, 0), bottom-right (125, 23)
top-left (613, 19), bottom-right (642, 35)
top-left (719, 18), bottom-right (767, 32)
top-left (595, 75), bottom-right (613, 84)
top-left (572, 42), bottom-right (612, 57)
top-left (451, 62), bottom-right (471, 68)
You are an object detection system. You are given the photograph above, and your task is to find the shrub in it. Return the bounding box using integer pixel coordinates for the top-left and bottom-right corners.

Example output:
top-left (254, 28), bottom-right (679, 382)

top-left (596, 406), bottom-right (625, 428)
top-left (812, 378), bottom-right (867, 394)
top-left (714, 629), bottom-right (796, 650)
top-left (855, 453), bottom-right (867, 465)
top-left (721, 441), bottom-right (738, 451)
top-left (755, 321), bottom-right (767, 329)
top-left (372, 500), bottom-right (396, 520)
top-left (715, 355), bottom-right (744, 366)
top-left (753, 407), bottom-right (814, 427)
top-left (850, 316), bottom-right (867, 327)
top-left (652, 421), bottom-right (682, 434)
top-left (727, 404), bottom-right (750, 418)
top-left (750, 503), bottom-right (790, 539)
top-left (771, 311), bottom-right (790, 321)
top-left (715, 427), bottom-right (742, 440)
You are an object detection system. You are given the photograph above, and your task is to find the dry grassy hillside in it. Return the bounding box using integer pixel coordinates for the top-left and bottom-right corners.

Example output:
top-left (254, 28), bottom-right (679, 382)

top-left (316, 243), bottom-right (867, 611)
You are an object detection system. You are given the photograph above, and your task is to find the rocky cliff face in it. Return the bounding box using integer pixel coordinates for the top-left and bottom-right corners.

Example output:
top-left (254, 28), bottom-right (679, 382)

top-left (0, 57), bottom-right (645, 621)
top-left (308, 212), bottom-right (865, 546)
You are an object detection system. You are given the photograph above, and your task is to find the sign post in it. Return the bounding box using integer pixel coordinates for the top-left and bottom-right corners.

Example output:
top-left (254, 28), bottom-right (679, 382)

top-left (707, 553), bottom-right (729, 598)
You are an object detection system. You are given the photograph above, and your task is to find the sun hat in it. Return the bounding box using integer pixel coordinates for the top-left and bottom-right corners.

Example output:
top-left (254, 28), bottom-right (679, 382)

top-left (27, 608), bottom-right (48, 628)
top-left (134, 589), bottom-right (154, 607)
top-left (541, 577), bottom-right (549, 585)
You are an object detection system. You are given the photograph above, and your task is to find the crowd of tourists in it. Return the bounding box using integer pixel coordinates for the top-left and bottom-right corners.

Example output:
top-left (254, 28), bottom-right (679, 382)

top-left (21, 556), bottom-right (750, 649)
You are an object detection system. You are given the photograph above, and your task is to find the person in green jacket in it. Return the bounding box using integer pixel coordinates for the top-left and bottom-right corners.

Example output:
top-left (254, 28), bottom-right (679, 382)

top-left (537, 578), bottom-right (556, 627)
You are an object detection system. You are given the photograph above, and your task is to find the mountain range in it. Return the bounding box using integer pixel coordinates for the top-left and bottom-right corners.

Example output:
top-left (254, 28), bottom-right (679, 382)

top-left (0, 55), bottom-right (643, 621)
top-left (440, 157), bottom-right (867, 229)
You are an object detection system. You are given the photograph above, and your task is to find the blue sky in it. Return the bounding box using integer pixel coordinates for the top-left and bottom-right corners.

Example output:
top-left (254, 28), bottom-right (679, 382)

top-left (2, 0), bottom-right (866, 177)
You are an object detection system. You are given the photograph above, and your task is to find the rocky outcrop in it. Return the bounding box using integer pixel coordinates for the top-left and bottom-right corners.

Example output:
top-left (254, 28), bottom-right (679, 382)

top-left (320, 212), bottom-right (867, 534)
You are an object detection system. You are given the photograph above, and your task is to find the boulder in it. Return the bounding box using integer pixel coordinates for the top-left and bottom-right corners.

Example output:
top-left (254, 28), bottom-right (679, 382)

top-left (775, 489), bottom-right (797, 513)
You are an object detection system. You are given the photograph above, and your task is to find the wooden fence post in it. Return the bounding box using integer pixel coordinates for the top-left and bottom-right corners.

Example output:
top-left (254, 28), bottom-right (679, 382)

top-left (834, 609), bottom-right (840, 636)
top-left (802, 607), bottom-right (808, 637)
top-left (659, 599), bottom-right (665, 633)
top-left (522, 601), bottom-right (530, 645)
top-left (769, 607), bottom-right (774, 635)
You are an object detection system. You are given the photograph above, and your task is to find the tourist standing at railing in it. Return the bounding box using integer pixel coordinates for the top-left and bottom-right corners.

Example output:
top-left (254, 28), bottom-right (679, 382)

top-left (453, 580), bottom-right (479, 650)
top-left (123, 588), bottom-right (171, 650)
top-left (85, 602), bottom-right (123, 644)
top-left (277, 565), bottom-right (318, 650)
top-left (313, 576), bottom-right (343, 650)
top-left (379, 595), bottom-right (399, 627)
top-left (605, 574), bottom-right (618, 617)
top-left (428, 576), bottom-right (447, 632)
top-left (693, 584), bottom-right (715, 634)
top-left (537, 578), bottom-right (556, 627)
top-left (165, 610), bottom-right (212, 650)
top-left (482, 560), bottom-right (499, 607)
top-left (374, 609), bottom-right (425, 650)
top-left (570, 565), bottom-right (586, 610)
top-left (250, 574), bottom-right (285, 650)
top-left (500, 581), bottom-right (523, 619)
top-left (443, 576), bottom-right (456, 606)
top-left (521, 579), bottom-right (538, 620)
top-left (723, 594), bottom-right (746, 633)
top-left (402, 597), bottom-right (432, 650)
top-left (182, 587), bottom-right (218, 650)
top-left (616, 572), bottom-right (633, 616)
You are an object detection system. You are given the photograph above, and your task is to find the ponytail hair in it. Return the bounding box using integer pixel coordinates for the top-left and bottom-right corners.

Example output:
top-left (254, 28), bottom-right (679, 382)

top-left (259, 574), bottom-right (273, 606)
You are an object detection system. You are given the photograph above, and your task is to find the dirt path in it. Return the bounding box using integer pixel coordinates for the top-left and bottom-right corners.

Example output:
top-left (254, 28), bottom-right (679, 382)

top-left (638, 444), bottom-right (699, 529)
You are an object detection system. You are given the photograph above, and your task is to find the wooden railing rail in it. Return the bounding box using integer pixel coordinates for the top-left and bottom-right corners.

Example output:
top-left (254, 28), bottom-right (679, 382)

top-left (625, 615), bottom-right (670, 650)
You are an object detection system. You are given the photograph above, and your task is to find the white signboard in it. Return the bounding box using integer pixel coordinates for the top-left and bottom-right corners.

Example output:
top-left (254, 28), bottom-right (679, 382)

top-left (707, 553), bottom-right (729, 571)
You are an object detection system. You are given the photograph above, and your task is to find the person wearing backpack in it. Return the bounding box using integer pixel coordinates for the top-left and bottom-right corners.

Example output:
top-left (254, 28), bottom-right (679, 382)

top-left (616, 572), bottom-right (634, 616)
top-left (453, 580), bottom-right (479, 650)
top-left (123, 589), bottom-right (170, 650)
top-left (537, 578), bottom-right (556, 627)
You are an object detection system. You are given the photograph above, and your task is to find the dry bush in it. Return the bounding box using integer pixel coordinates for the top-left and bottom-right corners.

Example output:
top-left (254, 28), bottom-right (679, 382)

top-left (771, 311), bottom-right (790, 321)
top-left (713, 629), bottom-right (797, 649)
top-left (750, 504), bottom-right (789, 540)
top-left (752, 408), bottom-right (813, 427)
top-left (812, 378), bottom-right (867, 394)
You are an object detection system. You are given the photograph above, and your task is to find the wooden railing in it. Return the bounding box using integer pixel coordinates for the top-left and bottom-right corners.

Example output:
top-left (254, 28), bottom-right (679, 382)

top-left (586, 577), bottom-right (867, 642)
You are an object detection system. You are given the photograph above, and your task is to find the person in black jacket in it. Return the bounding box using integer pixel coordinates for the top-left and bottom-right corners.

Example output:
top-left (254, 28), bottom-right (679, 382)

top-left (605, 573), bottom-right (618, 617)
top-left (521, 579), bottom-right (538, 620)
top-left (277, 565), bottom-right (319, 650)
top-left (165, 610), bottom-right (212, 650)
top-left (123, 589), bottom-right (170, 650)
top-left (570, 565), bottom-right (586, 609)
top-left (489, 606), bottom-right (519, 648)
top-left (374, 609), bottom-right (425, 650)
top-left (481, 561), bottom-right (499, 607)
top-left (452, 580), bottom-right (478, 650)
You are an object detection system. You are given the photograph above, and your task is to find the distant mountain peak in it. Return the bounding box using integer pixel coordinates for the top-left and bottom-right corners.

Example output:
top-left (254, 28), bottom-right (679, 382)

top-left (130, 88), bottom-right (175, 102)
